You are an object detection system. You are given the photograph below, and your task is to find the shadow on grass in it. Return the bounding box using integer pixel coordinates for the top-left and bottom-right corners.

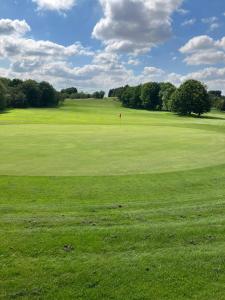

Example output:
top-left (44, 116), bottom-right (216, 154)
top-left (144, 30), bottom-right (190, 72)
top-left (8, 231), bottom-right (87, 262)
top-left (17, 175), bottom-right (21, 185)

top-left (175, 112), bottom-right (225, 121)
top-left (0, 109), bottom-right (10, 115)
top-left (199, 115), bottom-right (225, 121)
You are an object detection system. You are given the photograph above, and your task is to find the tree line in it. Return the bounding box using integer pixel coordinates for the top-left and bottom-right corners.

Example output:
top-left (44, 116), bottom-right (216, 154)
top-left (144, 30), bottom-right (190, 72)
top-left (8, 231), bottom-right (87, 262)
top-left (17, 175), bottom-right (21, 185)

top-left (109, 80), bottom-right (225, 116)
top-left (0, 77), bottom-right (105, 112)
top-left (61, 87), bottom-right (105, 100)
top-left (0, 78), bottom-right (61, 111)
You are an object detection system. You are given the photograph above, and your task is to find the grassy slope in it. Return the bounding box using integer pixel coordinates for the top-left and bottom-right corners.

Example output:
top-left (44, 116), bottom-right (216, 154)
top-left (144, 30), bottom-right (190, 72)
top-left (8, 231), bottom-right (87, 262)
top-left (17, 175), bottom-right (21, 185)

top-left (1, 99), bottom-right (225, 299)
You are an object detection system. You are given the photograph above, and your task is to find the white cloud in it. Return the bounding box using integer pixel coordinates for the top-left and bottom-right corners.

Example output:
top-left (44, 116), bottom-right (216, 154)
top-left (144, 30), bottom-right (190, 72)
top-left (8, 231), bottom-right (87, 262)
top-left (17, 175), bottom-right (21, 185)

top-left (32, 0), bottom-right (76, 12)
top-left (179, 35), bottom-right (225, 65)
top-left (182, 18), bottom-right (196, 26)
top-left (93, 0), bottom-right (183, 55)
top-left (0, 37), bottom-right (93, 61)
top-left (0, 19), bottom-right (30, 36)
top-left (201, 17), bottom-right (218, 24)
top-left (127, 58), bottom-right (140, 66)
top-left (2, 16), bottom-right (225, 94)
top-left (201, 16), bottom-right (220, 32)
top-left (176, 8), bottom-right (189, 15)
top-left (142, 66), bottom-right (165, 77)
top-left (180, 35), bottom-right (215, 53)
top-left (183, 51), bottom-right (225, 65)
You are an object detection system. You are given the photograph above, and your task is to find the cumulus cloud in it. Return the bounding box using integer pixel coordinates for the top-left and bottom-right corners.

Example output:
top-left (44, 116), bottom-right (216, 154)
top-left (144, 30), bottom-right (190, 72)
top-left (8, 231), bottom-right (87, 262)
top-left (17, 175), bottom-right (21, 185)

top-left (180, 35), bottom-right (225, 65)
top-left (2, 15), bottom-right (225, 94)
top-left (0, 37), bottom-right (93, 61)
top-left (32, 0), bottom-right (76, 12)
top-left (93, 0), bottom-right (183, 55)
top-left (180, 35), bottom-right (215, 53)
top-left (0, 19), bottom-right (30, 36)
top-left (0, 18), bottom-right (97, 90)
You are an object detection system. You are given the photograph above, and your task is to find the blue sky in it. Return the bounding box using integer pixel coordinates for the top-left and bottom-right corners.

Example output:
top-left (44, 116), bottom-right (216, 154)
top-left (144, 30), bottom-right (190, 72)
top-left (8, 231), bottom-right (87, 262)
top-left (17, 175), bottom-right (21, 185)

top-left (0, 0), bottom-right (225, 92)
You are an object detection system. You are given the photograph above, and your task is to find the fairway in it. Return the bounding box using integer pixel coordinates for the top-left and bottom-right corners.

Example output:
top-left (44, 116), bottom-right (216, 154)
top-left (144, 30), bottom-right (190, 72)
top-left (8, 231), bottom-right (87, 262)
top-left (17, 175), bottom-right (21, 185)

top-left (1, 99), bottom-right (225, 299)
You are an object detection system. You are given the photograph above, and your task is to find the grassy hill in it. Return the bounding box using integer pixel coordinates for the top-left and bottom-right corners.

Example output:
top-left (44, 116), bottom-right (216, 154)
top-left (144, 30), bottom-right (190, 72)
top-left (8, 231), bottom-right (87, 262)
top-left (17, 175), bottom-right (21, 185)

top-left (1, 99), bottom-right (225, 299)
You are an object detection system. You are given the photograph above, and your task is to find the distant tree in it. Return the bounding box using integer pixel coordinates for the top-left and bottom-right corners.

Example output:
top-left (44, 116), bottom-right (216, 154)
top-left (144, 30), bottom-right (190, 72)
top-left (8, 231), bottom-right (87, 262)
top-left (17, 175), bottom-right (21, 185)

top-left (208, 90), bottom-right (222, 98)
top-left (109, 86), bottom-right (128, 100)
top-left (98, 91), bottom-right (105, 99)
top-left (141, 82), bottom-right (161, 110)
top-left (208, 90), bottom-right (222, 108)
top-left (108, 89), bottom-right (113, 97)
top-left (159, 82), bottom-right (176, 111)
top-left (171, 80), bottom-right (211, 116)
top-left (92, 91), bottom-right (105, 99)
top-left (39, 81), bottom-right (58, 107)
top-left (0, 80), bottom-right (6, 111)
top-left (221, 98), bottom-right (225, 111)
top-left (56, 91), bottom-right (66, 104)
top-left (120, 86), bottom-right (133, 107)
top-left (215, 96), bottom-right (225, 111)
top-left (61, 87), bottom-right (78, 95)
top-left (22, 80), bottom-right (41, 107)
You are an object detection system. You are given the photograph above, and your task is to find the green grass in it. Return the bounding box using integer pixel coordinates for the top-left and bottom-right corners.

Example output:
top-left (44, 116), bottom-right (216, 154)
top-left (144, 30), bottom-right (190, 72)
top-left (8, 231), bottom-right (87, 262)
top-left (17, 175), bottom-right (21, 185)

top-left (1, 99), bottom-right (225, 299)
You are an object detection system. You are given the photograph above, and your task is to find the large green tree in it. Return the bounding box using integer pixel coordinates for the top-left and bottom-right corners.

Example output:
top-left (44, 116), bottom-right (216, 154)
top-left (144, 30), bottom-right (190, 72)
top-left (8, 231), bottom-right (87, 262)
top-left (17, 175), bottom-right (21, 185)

top-left (141, 82), bottom-right (161, 110)
top-left (171, 80), bottom-right (211, 116)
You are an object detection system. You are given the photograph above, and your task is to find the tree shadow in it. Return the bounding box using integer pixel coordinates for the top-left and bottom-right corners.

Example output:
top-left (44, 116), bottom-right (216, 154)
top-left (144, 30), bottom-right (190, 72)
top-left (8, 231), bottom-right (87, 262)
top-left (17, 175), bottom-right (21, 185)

top-left (195, 115), bottom-right (225, 121)
top-left (175, 112), bottom-right (225, 121)
top-left (0, 109), bottom-right (10, 115)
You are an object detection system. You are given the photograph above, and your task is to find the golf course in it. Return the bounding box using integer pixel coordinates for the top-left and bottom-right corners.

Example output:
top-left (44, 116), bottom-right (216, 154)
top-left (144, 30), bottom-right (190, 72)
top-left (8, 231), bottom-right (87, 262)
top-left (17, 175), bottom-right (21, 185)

top-left (1, 98), bottom-right (225, 299)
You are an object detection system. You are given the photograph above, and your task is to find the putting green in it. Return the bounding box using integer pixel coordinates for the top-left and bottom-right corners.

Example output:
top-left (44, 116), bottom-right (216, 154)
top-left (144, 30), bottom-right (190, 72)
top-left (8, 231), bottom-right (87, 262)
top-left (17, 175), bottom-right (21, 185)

top-left (0, 123), bottom-right (225, 176)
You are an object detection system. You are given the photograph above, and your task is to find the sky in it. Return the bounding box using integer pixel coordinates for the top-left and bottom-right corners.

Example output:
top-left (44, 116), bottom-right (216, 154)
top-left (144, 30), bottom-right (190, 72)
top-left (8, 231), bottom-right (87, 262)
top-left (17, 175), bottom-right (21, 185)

top-left (0, 0), bottom-right (225, 92)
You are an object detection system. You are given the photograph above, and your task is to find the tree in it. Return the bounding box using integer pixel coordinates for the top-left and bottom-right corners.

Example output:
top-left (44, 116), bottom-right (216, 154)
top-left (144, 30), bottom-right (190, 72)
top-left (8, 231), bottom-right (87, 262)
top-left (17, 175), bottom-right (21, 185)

top-left (98, 91), bottom-right (105, 99)
top-left (108, 89), bottom-right (113, 97)
top-left (10, 89), bottom-right (28, 108)
top-left (171, 80), bottom-right (211, 116)
top-left (39, 81), bottom-right (58, 107)
top-left (215, 96), bottom-right (225, 111)
top-left (208, 90), bottom-right (222, 108)
top-left (0, 80), bottom-right (6, 111)
top-left (61, 87), bottom-right (78, 95)
top-left (92, 91), bottom-right (105, 99)
top-left (22, 80), bottom-right (41, 107)
top-left (120, 85), bottom-right (142, 108)
top-left (221, 98), bottom-right (225, 111)
top-left (141, 82), bottom-right (161, 110)
top-left (9, 79), bottom-right (24, 88)
top-left (159, 82), bottom-right (176, 111)
top-left (108, 86), bottom-right (128, 100)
